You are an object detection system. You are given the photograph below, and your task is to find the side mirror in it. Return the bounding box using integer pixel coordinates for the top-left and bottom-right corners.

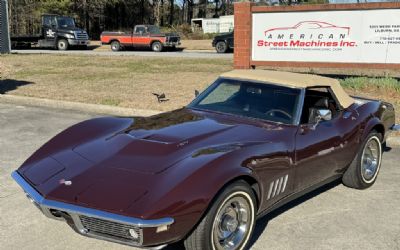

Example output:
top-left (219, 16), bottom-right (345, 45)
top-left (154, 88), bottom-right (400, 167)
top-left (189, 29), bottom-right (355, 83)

top-left (318, 109), bottom-right (332, 121)
top-left (312, 109), bottom-right (332, 130)
top-left (195, 90), bottom-right (200, 97)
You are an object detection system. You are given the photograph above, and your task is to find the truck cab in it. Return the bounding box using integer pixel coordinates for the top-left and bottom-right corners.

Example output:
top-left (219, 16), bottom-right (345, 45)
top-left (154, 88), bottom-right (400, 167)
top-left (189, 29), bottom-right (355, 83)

top-left (11, 14), bottom-right (89, 50)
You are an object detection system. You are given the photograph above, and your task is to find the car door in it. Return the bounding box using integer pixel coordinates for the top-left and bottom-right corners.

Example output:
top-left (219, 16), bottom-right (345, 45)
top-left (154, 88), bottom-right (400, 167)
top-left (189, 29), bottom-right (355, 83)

top-left (42, 15), bottom-right (57, 45)
top-left (294, 87), bottom-right (344, 191)
top-left (131, 26), bottom-right (149, 46)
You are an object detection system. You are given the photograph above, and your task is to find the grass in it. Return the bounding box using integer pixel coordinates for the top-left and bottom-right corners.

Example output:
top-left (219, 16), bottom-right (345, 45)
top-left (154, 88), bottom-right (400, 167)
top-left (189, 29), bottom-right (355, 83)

top-left (0, 54), bottom-right (399, 123)
top-left (340, 77), bottom-right (400, 93)
top-left (340, 77), bottom-right (400, 124)
top-left (0, 54), bottom-right (232, 111)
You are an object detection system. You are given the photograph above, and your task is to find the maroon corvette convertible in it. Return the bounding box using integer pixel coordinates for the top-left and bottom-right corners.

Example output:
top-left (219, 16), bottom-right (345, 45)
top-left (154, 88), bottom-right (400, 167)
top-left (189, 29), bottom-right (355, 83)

top-left (12, 70), bottom-right (398, 250)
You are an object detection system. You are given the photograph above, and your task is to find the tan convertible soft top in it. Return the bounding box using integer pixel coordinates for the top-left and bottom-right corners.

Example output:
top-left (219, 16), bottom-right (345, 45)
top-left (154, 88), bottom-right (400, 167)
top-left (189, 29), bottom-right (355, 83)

top-left (221, 70), bottom-right (354, 108)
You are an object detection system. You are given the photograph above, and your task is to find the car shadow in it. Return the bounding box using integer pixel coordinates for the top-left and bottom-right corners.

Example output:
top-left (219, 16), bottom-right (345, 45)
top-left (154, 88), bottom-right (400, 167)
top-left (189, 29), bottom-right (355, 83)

top-left (0, 79), bottom-right (34, 94)
top-left (163, 180), bottom-right (341, 250)
top-left (383, 144), bottom-right (392, 152)
top-left (12, 44), bottom-right (101, 51)
top-left (245, 179), bottom-right (342, 249)
top-left (119, 47), bottom-right (184, 52)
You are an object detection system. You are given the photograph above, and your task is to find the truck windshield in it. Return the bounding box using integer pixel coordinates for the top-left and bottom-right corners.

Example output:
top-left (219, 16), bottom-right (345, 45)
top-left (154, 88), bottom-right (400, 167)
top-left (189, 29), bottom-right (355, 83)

top-left (148, 26), bottom-right (161, 34)
top-left (57, 17), bottom-right (76, 28)
top-left (189, 78), bottom-right (301, 125)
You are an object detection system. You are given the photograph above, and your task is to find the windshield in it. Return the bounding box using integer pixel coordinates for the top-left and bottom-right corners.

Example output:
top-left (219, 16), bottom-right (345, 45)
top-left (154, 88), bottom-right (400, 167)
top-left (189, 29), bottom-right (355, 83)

top-left (189, 78), bottom-right (301, 124)
top-left (57, 17), bottom-right (76, 28)
top-left (148, 25), bottom-right (161, 34)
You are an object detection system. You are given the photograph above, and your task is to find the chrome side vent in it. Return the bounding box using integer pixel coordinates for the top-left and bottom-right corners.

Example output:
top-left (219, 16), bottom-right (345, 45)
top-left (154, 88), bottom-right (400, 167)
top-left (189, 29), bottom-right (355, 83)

top-left (267, 174), bottom-right (289, 200)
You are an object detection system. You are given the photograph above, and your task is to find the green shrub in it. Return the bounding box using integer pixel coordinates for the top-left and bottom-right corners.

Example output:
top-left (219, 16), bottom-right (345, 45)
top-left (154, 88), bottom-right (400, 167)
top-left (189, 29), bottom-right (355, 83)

top-left (340, 77), bottom-right (400, 93)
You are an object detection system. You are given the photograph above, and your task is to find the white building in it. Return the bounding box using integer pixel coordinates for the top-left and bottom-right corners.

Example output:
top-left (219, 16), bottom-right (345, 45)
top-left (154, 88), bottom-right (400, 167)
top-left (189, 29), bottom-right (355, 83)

top-left (191, 15), bottom-right (234, 34)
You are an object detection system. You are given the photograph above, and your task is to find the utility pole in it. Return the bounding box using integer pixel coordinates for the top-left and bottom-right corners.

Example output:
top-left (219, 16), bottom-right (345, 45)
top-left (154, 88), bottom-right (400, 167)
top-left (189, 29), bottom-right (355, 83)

top-left (0, 0), bottom-right (11, 53)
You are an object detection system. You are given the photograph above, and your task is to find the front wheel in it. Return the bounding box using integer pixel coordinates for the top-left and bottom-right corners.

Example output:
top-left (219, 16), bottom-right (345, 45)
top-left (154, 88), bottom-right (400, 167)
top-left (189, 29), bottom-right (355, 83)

top-left (184, 181), bottom-right (256, 250)
top-left (151, 41), bottom-right (163, 52)
top-left (342, 131), bottom-right (383, 189)
top-left (57, 39), bottom-right (68, 51)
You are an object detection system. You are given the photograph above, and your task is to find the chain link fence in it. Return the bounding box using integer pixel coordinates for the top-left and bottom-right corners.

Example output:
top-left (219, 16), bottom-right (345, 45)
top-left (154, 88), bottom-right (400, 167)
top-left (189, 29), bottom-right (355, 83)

top-left (0, 0), bottom-right (11, 54)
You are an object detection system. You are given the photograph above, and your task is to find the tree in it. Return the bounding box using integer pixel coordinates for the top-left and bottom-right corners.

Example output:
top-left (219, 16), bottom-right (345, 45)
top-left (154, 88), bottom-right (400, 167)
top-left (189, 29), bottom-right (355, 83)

top-left (169, 0), bottom-right (174, 25)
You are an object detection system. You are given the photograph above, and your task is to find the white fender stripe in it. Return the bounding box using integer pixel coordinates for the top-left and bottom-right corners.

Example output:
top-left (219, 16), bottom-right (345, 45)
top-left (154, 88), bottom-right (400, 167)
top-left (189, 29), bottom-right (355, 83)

top-left (267, 181), bottom-right (274, 200)
top-left (282, 174), bottom-right (288, 193)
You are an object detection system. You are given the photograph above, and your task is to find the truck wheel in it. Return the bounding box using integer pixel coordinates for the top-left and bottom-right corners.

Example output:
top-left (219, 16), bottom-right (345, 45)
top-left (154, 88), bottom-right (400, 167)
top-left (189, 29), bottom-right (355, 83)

top-left (342, 131), bottom-right (383, 189)
top-left (215, 41), bottom-right (227, 53)
top-left (110, 41), bottom-right (121, 52)
top-left (57, 39), bottom-right (68, 51)
top-left (151, 41), bottom-right (163, 52)
top-left (184, 180), bottom-right (256, 250)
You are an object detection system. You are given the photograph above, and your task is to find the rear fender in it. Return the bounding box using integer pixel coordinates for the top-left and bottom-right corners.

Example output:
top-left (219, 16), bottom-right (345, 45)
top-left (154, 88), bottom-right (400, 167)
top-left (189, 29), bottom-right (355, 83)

top-left (362, 117), bottom-right (383, 141)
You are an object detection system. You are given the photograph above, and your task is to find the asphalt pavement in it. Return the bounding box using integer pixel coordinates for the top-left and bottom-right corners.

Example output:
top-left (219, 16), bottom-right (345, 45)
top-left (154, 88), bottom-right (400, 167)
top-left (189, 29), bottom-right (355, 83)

top-left (0, 102), bottom-right (399, 250)
top-left (11, 49), bottom-right (233, 59)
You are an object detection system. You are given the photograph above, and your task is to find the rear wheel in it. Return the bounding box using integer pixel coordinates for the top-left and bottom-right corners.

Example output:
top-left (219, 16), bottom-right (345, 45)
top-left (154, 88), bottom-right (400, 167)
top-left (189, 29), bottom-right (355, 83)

top-left (342, 131), bottom-right (382, 189)
top-left (215, 41), bottom-right (228, 53)
top-left (184, 181), bottom-right (256, 250)
top-left (57, 39), bottom-right (68, 51)
top-left (151, 41), bottom-right (163, 52)
top-left (110, 41), bottom-right (121, 52)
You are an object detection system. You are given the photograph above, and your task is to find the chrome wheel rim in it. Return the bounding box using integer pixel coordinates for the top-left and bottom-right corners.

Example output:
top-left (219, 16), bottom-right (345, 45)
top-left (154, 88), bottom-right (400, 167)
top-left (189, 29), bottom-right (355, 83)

top-left (111, 43), bottom-right (118, 51)
top-left (153, 43), bottom-right (161, 51)
top-left (361, 137), bottom-right (381, 183)
top-left (58, 41), bottom-right (66, 49)
top-left (212, 194), bottom-right (252, 250)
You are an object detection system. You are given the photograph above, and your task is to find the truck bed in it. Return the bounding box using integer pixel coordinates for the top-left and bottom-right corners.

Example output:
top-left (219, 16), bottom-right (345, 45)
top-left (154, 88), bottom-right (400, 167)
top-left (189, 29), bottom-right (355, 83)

top-left (11, 34), bottom-right (42, 43)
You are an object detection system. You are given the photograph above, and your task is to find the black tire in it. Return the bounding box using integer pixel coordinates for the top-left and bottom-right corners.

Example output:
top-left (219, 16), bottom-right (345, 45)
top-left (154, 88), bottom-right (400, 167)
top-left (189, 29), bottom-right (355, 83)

top-left (110, 41), bottom-right (121, 52)
top-left (184, 180), bottom-right (256, 250)
top-left (151, 41), bottom-right (163, 52)
top-left (215, 41), bottom-right (228, 53)
top-left (57, 39), bottom-right (68, 51)
top-left (342, 131), bottom-right (383, 189)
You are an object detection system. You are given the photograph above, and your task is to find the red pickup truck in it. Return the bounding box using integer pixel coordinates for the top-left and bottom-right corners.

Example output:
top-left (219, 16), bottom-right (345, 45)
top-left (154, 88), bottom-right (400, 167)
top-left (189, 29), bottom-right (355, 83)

top-left (100, 25), bottom-right (180, 52)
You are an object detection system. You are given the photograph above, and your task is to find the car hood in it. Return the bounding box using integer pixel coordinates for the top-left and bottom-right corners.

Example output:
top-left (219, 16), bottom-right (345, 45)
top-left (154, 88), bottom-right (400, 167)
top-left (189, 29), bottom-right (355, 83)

top-left (19, 108), bottom-right (287, 214)
top-left (58, 27), bottom-right (86, 33)
top-left (214, 32), bottom-right (233, 40)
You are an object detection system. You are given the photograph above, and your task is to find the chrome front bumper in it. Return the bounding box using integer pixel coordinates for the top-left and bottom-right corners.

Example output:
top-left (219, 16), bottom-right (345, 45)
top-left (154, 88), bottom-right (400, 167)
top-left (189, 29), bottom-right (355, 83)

top-left (67, 39), bottom-right (89, 46)
top-left (164, 41), bottom-right (181, 47)
top-left (11, 171), bottom-right (174, 248)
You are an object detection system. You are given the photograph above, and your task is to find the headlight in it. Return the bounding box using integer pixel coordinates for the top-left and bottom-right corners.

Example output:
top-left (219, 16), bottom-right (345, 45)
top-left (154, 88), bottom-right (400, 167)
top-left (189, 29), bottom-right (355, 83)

top-left (65, 33), bottom-right (75, 39)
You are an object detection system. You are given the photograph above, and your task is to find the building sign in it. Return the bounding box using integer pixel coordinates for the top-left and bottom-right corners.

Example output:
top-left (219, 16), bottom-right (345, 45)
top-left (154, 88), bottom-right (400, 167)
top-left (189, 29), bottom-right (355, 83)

top-left (252, 9), bottom-right (400, 63)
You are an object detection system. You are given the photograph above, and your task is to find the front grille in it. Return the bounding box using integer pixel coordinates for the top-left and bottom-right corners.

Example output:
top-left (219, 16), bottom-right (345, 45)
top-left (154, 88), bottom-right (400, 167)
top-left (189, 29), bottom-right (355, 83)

top-left (168, 36), bottom-right (180, 43)
top-left (79, 215), bottom-right (142, 244)
top-left (74, 31), bottom-right (89, 40)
